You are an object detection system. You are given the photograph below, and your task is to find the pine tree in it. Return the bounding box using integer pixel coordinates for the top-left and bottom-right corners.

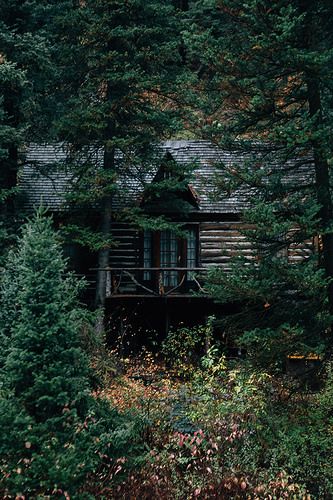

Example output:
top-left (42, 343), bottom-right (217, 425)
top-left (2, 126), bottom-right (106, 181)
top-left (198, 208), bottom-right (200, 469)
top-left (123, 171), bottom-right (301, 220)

top-left (0, 0), bottom-right (54, 256)
top-left (51, 0), bottom-right (191, 308)
top-left (187, 0), bottom-right (333, 367)
top-left (0, 210), bottom-right (91, 493)
top-left (0, 210), bottom-right (142, 496)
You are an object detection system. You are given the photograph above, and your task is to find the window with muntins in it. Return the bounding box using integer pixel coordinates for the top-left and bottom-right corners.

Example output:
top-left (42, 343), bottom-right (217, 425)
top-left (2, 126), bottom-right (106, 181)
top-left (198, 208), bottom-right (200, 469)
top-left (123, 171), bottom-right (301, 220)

top-left (143, 226), bottom-right (198, 287)
top-left (160, 230), bottom-right (178, 286)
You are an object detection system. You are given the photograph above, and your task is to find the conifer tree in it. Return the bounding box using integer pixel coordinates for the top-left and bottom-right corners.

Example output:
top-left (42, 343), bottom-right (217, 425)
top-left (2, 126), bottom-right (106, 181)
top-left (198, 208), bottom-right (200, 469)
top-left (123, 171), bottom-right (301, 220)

top-left (0, 211), bottom-right (142, 496)
top-left (0, 0), bottom-right (54, 255)
top-left (187, 0), bottom-right (333, 367)
top-left (0, 210), bottom-right (91, 493)
top-left (52, 0), bottom-right (191, 308)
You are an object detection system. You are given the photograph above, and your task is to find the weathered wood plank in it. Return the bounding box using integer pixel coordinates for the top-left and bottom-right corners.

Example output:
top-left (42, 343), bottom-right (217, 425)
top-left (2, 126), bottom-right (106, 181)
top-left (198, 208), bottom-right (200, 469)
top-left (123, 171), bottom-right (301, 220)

top-left (200, 222), bottom-right (255, 230)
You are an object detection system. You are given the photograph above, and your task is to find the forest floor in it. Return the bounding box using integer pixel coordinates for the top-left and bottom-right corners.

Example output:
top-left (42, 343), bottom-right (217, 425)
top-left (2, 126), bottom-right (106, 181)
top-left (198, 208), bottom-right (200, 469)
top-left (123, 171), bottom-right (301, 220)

top-left (87, 347), bottom-right (318, 499)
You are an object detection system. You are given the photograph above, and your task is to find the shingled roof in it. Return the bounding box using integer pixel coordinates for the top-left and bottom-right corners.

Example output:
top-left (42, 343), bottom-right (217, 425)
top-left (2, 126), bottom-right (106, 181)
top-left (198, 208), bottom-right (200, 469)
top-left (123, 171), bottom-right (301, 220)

top-left (19, 140), bottom-right (313, 214)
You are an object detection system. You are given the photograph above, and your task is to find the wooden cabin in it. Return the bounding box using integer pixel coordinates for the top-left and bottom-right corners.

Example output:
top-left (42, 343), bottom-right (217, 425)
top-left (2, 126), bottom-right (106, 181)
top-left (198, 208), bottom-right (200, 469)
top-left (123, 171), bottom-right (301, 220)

top-left (19, 140), bottom-right (315, 339)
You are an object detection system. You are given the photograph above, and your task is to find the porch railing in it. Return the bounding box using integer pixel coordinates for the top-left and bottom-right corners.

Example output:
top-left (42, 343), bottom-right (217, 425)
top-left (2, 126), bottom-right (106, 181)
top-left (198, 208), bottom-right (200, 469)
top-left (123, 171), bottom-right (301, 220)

top-left (92, 267), bottom-right (207, 297)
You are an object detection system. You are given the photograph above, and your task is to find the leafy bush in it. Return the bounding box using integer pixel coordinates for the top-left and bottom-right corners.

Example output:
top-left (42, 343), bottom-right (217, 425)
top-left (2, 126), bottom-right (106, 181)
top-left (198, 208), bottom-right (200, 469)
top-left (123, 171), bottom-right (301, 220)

top-left (162, 317), bottom-right (215, 377)
top-left (181, 354), bottom-right (333, 498)
top-left (112, 338), bottom-right (333, 498)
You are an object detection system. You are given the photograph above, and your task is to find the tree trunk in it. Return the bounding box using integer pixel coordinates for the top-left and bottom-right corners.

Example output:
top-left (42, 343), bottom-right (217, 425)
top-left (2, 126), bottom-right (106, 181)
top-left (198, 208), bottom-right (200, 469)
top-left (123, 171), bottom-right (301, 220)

top-left (178, 0), bottom-right (188, 10)
top-left (95, 75), bottom-right (115, 311)
top-left (301, 0), bottom-right (333, 325)
top-left (307, 76), bottom-right (333, 321)
top-left (95, 145), bottom-right (114, 309)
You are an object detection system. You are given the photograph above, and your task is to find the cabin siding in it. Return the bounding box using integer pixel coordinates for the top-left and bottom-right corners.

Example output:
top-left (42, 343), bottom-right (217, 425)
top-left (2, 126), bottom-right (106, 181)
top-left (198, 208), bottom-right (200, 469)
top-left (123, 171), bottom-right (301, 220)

top-left (107, 221), bottom-right (316, 277)
top-left (288, 240), bottom-right (315, 263)
top-left (200, 221), bottom-right (254, 270)
top-left (108, 221), bottom-right (255, 273)
top-left (108, 223), bottom-right (140, 294)
top-left (109, 224), bottom-right (140, 268)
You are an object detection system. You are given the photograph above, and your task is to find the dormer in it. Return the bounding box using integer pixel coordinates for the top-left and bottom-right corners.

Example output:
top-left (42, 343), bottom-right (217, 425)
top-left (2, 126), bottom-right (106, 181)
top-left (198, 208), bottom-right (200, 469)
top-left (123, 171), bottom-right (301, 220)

top-left (141, 152), bottom-right (199, 213)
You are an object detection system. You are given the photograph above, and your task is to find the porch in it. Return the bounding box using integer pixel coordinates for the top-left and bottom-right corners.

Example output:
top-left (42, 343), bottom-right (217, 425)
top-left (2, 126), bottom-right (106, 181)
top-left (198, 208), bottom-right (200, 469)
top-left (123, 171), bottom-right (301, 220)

top-left (94, 267), bottom-right (207, 298)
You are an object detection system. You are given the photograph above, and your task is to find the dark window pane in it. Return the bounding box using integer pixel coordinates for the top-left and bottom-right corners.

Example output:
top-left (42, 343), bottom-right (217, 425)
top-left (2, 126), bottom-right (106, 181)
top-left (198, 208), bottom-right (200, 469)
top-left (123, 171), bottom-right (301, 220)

top-left (143, 230), bottom-right (152, 280)
top-left (160, 230), bottom-right (178, 286)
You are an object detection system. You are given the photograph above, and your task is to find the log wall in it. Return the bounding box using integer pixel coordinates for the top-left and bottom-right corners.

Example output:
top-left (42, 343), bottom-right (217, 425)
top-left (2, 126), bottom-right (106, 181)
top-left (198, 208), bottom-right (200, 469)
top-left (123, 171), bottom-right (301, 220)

top-left (199, 221), bottom-right (254, 270)
top-left (109, 223), bottom-right (140, 268)
top-left (106, 221), bottom-right (317, 296)
top-left (108, 223), bottom-right (140, 294)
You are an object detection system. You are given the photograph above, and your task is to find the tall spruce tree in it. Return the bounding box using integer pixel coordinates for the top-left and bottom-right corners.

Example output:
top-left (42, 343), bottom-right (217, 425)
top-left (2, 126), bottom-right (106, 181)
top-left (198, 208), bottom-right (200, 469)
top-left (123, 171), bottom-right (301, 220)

top-left (187, 0), bottom-right (333, 367)
top-left (0, 211), bottom-right (92, 494)
top-left (0, 210), bottom-right (143, 496)
top-left (51, 0), bottom-right (191, 309)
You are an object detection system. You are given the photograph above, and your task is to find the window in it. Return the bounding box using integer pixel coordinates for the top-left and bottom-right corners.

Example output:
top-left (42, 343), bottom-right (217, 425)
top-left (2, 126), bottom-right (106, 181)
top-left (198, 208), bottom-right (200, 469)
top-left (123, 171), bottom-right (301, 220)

top-left (186, 227), bottom-right (197, 280)
top-left (143, 230), bottom-right (152, 281)
top-left (143, 226), bottom-right (198, 287)
top-left (160, 230), bottom-right (178, 286)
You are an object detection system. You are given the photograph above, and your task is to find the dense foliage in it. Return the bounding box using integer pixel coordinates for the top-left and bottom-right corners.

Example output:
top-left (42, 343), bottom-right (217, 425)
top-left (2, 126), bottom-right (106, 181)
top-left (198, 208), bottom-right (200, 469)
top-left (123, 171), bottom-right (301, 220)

top-left (0, 0), bottom-right (55, 258)
top-left (186, 0), bottom-right (333, 366)
top-left (1, 0), bottom-right (333, 497)
top-left (101, 338), bottom-right (333, 498)
top-left (46, 0), bottom-right (194, 306)
top-left (0, 211), bottom-right (144, 497)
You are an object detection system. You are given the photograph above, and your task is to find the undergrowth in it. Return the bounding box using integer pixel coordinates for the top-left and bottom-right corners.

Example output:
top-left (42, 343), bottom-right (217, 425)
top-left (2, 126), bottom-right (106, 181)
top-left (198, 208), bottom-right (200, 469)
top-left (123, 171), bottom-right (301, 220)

top-left (88, 321), bottom-right (333, 499)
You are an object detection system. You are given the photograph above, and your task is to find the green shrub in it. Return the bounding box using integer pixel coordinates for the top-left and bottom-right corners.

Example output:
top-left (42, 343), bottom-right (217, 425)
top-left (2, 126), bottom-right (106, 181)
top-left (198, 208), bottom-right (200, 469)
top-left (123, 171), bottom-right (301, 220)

top-left (136, 339), bottom-right (333, 497)
top-left (162, 317), bottom-right (215, 377)
top-left (184, 355), bottom-right (333, 497)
